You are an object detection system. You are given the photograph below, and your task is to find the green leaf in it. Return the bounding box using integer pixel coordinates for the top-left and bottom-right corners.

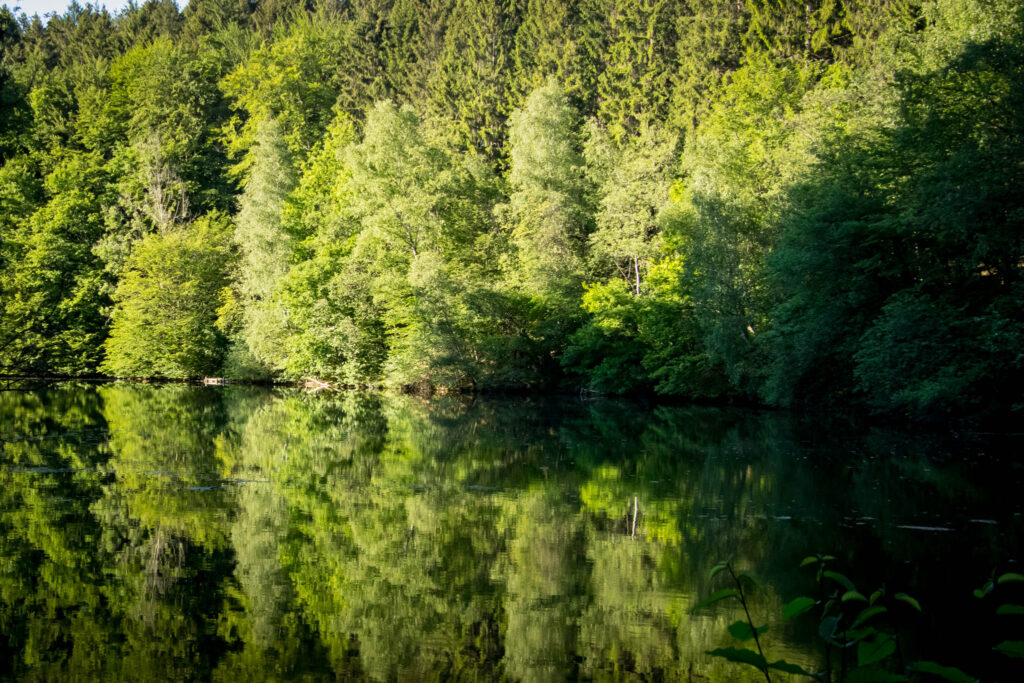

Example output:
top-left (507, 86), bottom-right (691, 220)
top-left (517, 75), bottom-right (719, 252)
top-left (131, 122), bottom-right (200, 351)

top-left (690, 589), bottom-right (739, 612)
top-left (870, 589), bottom-right (884, 605)
top-left (909, 661), bottom-right (978, 683)
top-left (857, 635), bottom-right (896, 667)
top-left (851, 605), bottom-right (888, 629)
top-left (994, 641), bottom-right (1024, 659)
top-left (894, 593), bottom-right (922, 612)
top-left (973, 581), bottom-right (994, 599)
top-left (819, 615), bottom-right (840, 641)
top-left (737, 570), bottom-right (760, 588)
top-left (706, 647), bottom-right (767, 672)
top-left (727, 620), bottom-right (768, 641)
top-left (800, 556), bottom-right (819, 567)
top-left (767, 659), bottom-right (816, 676)
top-left (843, 627), bottom-right (878, 644)
top-left (823, 570), bottom-right (856, 592)
top-left (996, 604), bottom-right (1024, 615)
top-left (822, 555), bottom-right (837, 561)
top-left (997, 572), bottom-right (1024, 584)
top-left (783, 596), bottom-right (817, 620)
top-left (843, 590), bottom-right (868, 603)
top-left (709, 562), bottom-right (729, 580)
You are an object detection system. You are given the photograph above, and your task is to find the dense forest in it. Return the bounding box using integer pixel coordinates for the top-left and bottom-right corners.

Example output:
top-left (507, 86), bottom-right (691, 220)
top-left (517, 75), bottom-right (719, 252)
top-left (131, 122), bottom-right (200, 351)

top-left (0, 0), bottom-right (1021, 417)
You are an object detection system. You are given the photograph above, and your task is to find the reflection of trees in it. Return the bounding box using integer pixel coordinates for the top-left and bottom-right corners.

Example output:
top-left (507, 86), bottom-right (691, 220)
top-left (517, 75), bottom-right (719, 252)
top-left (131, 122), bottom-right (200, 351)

top-left (0, 386), bottom-right (111, 680)
top-left (93, 384), bottom-right (234, 681)
top-left (212, 392), bottom-right (331, 681)
top-left (1, 385), bottom-right (1020, 679)
top-left (500, 486), bottom-right (584, 682)
top-left (270, 392), bottom-right (510, 680)
top-left (98, 384), bottom-right (230, 544)
top-left (579, 506), bottom-right (686, 678)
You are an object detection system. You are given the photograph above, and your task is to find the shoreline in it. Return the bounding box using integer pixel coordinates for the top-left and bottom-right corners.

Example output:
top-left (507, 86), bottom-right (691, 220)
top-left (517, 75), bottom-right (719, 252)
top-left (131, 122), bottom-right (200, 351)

top-left (4, 373), bottom-right (1023, 434)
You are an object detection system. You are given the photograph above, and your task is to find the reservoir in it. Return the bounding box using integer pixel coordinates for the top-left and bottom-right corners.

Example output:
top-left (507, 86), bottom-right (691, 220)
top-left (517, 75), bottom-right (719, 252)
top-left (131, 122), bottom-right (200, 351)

top-left (1, 384), bottom-right (1021, 681)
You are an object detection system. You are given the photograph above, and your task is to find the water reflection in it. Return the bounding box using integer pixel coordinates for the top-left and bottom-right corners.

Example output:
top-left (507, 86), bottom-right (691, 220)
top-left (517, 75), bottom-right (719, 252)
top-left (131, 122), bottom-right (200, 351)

top-left (0, 384), bottom-right (1021, 680)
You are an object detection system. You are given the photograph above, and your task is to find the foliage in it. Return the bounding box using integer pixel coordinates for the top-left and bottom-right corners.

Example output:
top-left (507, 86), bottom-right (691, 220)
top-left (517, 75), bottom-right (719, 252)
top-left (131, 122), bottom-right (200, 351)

top-left (586, 120), bottom-right (677, 294)
top-left (425, 0), bottom-right (517, 163)
top-left (0, 0), bottom-right (1021, 419)
top-left (219, 7), bottom-right (360, 164)
top-left (693, 556), bottom-right (1003, 682)
top-left (232, 116), bottom-right (297, 373)
top-left (675, 55), bottom-right (818, 394)
top-left (595, 0), bottom-right (680, 143)
top-left (764, 1), bottom-right (1024, 416)
top-left (0, 151), bottom-right (111, 375)
top-left (504, 79), bottom-right (588, 295)
top-left (102, 212), bottom-right (235, 378)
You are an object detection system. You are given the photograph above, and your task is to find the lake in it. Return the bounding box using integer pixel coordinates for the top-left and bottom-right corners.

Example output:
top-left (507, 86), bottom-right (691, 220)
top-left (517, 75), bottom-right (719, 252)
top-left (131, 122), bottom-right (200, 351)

top-left (0, 383), bottom-right (1021, 681)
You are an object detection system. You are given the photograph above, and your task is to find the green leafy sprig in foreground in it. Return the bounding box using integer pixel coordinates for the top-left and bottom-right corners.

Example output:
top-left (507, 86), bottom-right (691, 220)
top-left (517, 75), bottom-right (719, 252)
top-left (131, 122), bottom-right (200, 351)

top-left (693, 556), bottom-right (1024, 682)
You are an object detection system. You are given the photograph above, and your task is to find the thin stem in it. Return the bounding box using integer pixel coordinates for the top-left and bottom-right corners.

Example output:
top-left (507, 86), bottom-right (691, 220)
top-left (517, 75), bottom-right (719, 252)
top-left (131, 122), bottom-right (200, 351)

top-left (816, 561), bottom-right (832, 683)
top-left (839, 628), bottom-right (847, 682)
top-left (728, 564), bottom-right (772, 683)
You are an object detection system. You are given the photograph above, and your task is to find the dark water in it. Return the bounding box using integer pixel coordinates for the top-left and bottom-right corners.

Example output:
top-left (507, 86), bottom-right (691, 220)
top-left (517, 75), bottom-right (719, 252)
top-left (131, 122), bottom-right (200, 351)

top-left (0, 384), bottom-right (1022, 681)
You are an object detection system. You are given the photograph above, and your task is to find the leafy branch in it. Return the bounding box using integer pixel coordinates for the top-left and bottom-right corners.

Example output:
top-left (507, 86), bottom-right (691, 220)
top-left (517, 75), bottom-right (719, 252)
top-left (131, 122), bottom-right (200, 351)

top-left (691, 555), bottom-right (1016, 683)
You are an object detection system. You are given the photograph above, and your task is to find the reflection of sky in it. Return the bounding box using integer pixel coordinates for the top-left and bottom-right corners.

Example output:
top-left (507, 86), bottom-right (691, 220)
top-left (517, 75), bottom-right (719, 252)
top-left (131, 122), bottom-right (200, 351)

top-left (2, 1), bottom-right (183, 20)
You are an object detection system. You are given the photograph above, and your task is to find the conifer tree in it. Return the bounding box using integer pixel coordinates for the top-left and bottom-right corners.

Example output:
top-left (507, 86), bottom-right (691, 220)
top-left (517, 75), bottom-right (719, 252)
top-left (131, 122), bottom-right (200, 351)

top-left (182, 0), bottom-right (252, 39)
top-left (670, 0), bottom-right (748, 138)
top-left (384, 0), bottom-right (455, 109)
top-left (116, 0), bottom-right (184, 49)
top-left (426, 0), bottom-right (518, 161)
top-left (571, 0), bottom-right (613, 118)
top-left (742, 0), bottom-right (913, 64)
top-left (509, 0), bottom-right (577, 105)
top-left (596, 0), bottom-right (680, 143)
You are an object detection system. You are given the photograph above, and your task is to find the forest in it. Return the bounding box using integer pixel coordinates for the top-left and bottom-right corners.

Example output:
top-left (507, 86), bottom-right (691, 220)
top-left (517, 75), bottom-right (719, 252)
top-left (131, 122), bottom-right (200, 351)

top-left (0, 0), bottom-right (1021, 418)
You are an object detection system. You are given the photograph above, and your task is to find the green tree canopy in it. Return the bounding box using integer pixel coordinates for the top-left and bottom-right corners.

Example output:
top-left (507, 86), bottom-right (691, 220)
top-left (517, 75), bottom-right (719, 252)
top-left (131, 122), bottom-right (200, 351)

top-left (102, 212), bottom-right (235, 378)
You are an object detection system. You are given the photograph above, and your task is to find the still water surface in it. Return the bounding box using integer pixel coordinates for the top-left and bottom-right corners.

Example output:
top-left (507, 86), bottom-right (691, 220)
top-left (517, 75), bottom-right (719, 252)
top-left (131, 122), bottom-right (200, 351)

top-left (0, 384), bottom-right (1022, 681)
